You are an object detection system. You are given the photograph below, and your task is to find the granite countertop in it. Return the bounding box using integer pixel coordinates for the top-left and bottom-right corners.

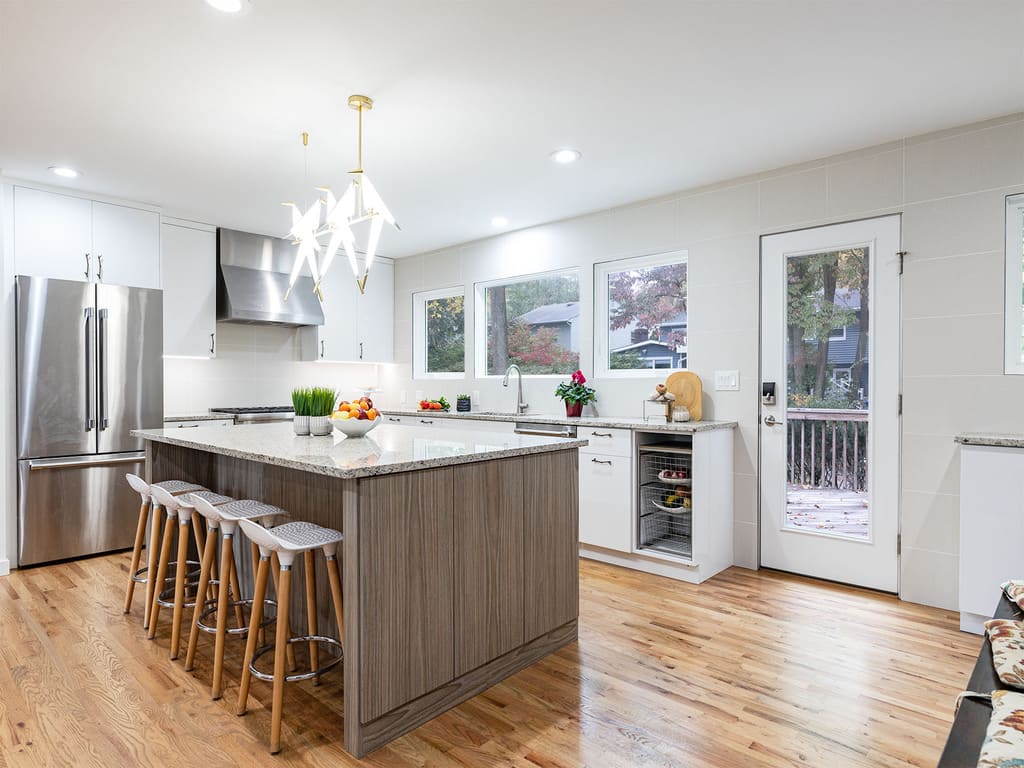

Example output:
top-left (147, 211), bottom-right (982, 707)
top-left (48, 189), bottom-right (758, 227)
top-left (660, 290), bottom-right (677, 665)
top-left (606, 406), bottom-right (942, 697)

top-left (133, 422), bottom-right (588, 480)
top-left (164, 413), bottom-right (233, 422)
top-left (385, 408), bottom-right (737, 433)
top-left (955, 433), bottom-right (1024, 449)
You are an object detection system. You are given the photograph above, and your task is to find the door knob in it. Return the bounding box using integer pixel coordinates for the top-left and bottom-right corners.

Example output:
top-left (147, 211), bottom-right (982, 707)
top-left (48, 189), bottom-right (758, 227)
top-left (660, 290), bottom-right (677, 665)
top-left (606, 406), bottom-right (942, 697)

top-left (763, 414), bottom-right (779, 427)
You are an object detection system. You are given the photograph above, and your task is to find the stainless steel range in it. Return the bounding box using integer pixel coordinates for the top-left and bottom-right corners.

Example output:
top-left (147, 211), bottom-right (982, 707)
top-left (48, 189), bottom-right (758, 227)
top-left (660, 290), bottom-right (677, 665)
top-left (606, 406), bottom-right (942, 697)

top-left (209, 406), bottom-right (294, 424)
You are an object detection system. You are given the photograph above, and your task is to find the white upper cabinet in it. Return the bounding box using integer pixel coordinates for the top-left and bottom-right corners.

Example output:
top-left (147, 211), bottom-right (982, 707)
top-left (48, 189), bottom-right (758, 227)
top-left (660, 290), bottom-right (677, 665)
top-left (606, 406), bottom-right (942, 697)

top-left (92, 201), bottom-right (161, 288)
top-left (161, 221), bottom-right (217, 358)
top-left (358, 259), bottom-right (394, 363)
top-left (12, 186), bottom-right (160, 289)
top-left (302, 258), bottom-right (394, 363)
top-left (13, 186), bottom-right (93, 281)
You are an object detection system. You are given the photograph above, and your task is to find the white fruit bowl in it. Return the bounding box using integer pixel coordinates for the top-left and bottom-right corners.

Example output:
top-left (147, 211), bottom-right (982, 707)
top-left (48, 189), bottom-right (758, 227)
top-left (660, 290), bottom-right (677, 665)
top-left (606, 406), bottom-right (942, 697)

top-left (332, 415), bottom-right (382, 438)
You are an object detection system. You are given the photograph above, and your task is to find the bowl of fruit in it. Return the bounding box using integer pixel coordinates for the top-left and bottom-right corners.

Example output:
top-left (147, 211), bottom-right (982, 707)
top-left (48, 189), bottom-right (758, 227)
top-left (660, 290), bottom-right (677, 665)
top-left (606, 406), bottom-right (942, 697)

top-left (418, 397), bottom-right (450, 412)
top-left (331, 397), bottom-right (381, 437)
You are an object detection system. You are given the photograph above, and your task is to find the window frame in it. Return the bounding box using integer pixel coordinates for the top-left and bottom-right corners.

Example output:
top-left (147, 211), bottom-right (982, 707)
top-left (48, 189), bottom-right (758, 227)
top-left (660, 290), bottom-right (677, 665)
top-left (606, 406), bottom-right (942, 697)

top-left (594, 250), bottom-right (689, 379)
top-left (1005, 193), bottom-right (1024, 375)
top-left (473, 267), bottom-right (582, 378)
top-left (413, 285), bottom-right (466, 380)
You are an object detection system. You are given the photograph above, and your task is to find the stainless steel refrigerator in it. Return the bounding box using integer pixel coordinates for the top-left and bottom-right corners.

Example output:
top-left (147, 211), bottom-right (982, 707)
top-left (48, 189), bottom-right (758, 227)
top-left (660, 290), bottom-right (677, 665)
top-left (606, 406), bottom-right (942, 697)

top-left (16, 276), bottom-right (163, 566)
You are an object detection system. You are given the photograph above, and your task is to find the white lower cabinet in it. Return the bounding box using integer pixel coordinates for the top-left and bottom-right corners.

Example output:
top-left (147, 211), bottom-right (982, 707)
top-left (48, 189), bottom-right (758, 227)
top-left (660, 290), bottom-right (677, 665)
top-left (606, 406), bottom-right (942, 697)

top-left (578, 451), bottom-right (632, 552)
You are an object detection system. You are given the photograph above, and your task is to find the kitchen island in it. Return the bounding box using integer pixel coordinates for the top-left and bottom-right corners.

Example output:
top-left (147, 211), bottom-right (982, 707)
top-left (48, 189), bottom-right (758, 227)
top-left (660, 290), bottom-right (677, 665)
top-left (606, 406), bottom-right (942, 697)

top-left (133, 422), bottom-right (586, 757)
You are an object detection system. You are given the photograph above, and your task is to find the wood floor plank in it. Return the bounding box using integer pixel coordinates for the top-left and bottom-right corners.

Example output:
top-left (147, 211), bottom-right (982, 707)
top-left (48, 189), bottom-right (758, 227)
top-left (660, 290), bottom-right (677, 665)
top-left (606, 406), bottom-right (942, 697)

top-left (0, 554), bottom-right (978, 767)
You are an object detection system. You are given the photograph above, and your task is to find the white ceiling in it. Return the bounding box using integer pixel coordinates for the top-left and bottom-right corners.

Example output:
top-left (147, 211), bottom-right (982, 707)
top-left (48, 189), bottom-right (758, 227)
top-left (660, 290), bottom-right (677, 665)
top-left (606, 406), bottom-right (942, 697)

top-left (1, 1), bottom-right (1022, 258)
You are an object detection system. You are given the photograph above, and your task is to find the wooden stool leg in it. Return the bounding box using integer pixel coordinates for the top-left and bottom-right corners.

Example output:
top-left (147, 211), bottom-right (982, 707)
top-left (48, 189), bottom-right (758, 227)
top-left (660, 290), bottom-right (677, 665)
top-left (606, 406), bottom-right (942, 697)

top-left (326, 554), bottom-right (345, 642)
top-left (147, 512), bottom-right (176, 640)
top-left (237, 555), bottom-right (270, 716)
top-left (251, 541), bottom-right (265, 647)
top-left (123, 500), bottom-right (150, 614)
top-left (185, 525), bottom-right (218, 672)
top-left (270, 564), bottom-right (292, 755)
top-left (170, 516), bottom-right (191, 659)
top-left (143, 505), bottom-right (165, 631)
top-left (212, 531), bottom-right (234, 700)
top-left (303, 550), bottom-right (319, 684)
top-left (270, 552), bottom-right (297, 673)
top-left (228, 547), bottom-right (246, 630)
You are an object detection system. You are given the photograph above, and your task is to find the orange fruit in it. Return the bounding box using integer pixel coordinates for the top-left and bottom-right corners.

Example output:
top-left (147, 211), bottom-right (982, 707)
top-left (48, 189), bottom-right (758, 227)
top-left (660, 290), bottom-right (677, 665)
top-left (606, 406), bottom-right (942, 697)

top-left (366, 408), bottom-right (378, 420)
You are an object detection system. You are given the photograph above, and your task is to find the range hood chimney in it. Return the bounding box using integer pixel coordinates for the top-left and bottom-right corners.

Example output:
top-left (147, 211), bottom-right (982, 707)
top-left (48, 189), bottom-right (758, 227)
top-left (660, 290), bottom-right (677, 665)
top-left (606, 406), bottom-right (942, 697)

top-left (216, 228), bottom-right (325, 327)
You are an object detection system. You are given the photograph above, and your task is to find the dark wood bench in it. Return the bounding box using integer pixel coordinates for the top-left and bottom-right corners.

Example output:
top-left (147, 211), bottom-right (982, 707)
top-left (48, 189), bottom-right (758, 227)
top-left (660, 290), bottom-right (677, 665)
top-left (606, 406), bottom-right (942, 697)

top-left (938, 595), bottom-right (1023, 766)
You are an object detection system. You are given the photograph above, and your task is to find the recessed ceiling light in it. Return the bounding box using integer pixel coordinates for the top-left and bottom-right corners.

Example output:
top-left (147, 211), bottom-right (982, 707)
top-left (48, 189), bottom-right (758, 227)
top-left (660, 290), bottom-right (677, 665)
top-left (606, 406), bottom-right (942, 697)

top-left (49, 166), bottom-right (80, 178)
top-left (491, 216), bottom-right (509, 227)
top-left (550, 148), bottom-right (582, 164)
top-left (205, 0), bottom-right (250, 12)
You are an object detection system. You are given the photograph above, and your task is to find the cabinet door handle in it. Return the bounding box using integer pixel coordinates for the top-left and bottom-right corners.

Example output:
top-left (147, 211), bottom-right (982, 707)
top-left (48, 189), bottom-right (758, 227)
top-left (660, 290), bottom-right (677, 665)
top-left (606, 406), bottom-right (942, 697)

top-left (359, 341), bottom-right (363, 360)
top-left (321, 340), bottom-right (325, 359)
top-left (591, 458), bottom-right (613, 465)
top-left (387, 417), bottom-right (401, 423)
top-left (84, 252), bottom-right (91, 280)
top-left (209, 332), bottom-right (215, 355)
top-left (177, 423), bottom-right (200, 428)
top-left (591, 431), bottom-right (613, 438)
top-left (97, 254), bottom-right (103, 281)
top-left (420, 419), bottom-right (434, 425)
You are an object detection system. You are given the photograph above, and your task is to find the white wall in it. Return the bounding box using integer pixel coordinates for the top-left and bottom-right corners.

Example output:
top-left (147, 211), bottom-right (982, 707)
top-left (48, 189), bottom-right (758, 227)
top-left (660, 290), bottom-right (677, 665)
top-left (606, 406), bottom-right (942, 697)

top-left (0, 183), bottom-right (14, 574)
top-left (164, 322), bottom-right (380, 416)
top-left (382, 111), bottom-right (1024, 610)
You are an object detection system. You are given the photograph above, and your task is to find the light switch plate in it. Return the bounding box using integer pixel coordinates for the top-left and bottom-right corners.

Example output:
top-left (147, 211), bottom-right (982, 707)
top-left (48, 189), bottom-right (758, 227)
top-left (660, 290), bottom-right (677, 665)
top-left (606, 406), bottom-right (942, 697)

top-left (714, 370), bottom-right (740, 391)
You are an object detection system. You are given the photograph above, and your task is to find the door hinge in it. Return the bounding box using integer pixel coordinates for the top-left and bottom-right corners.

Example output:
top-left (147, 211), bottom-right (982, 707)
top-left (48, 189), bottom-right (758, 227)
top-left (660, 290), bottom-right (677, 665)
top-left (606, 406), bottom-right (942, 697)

top-left (898, 393), bottom-right (903, 416)
top-left (897, 250), bottom-right (907, 275)
top-left (897, 533), bottom-right (902, 556)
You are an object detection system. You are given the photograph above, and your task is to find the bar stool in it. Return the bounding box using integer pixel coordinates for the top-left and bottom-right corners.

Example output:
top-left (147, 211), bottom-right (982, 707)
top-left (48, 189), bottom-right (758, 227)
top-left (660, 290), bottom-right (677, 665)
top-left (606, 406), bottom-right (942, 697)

top-left (147, 486), bottom-right (234, 659)
top-left (235, 518), bottom-right (345, 755)
top-left (185, 496), bottom-right (287, 700)
top-left (123, 474), bottom-right (206, 629)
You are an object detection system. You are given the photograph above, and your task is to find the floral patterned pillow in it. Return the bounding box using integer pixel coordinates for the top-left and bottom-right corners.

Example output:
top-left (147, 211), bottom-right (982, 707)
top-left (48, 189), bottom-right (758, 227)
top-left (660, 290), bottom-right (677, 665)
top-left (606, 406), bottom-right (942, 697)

top-left (1001, 581), bottom-right (1024, 611)
top-left (987, 620), bottom-right (1024, 690)
top-left (979, 689), bottom-right (1024, 767)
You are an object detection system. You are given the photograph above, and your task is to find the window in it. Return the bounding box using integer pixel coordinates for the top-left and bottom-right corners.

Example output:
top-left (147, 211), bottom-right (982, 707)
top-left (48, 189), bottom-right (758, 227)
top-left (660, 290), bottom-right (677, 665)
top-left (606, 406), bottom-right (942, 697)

top-left (594, 251), bottom-right (688, 376)
top-left (413, 287), bottom-right (465, 378)
top-left (1006, 194), bottom-right (1024, 375)
top-left (475, 269), bottom-right (580, 376)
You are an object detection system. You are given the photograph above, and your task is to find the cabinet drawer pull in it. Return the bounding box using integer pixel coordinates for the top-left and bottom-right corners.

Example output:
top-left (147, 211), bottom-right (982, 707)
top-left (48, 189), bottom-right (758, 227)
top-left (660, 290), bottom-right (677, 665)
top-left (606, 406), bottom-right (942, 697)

top-left (420, 419), bottom-right (434, 424)
top-left (177, 423), bottom-right (200, 428)
top-left (387, 417), bottom-right (401, 422)
top-left (591, 458), bottom-right (613, 465)
top-left (591, 431), bottom-right (613, 438)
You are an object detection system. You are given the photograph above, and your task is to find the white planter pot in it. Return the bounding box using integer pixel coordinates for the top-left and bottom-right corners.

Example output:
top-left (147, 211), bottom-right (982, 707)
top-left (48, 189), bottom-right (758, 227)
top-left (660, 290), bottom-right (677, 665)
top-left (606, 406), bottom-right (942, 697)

top-left (309, 415), bottom-right (332, 436)
top-left (293, 415), bottom-right (310, 435)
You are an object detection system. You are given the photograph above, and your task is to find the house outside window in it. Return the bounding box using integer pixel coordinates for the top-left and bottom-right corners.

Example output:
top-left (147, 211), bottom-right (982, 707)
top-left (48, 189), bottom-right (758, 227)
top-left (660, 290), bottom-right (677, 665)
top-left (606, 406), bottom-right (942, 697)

top-left (475, 269), bottom-right (580, 376)
top-left (413, 287), bottom-right (465, 378)
top-left (594, 251), bottom-right (688, 377)
top-left (1005, 194), bottom-right (1024, 375)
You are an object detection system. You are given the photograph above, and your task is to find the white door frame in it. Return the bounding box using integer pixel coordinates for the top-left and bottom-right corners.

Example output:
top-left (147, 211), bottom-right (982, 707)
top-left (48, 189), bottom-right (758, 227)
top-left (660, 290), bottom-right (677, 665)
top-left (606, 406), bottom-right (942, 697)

top-left (758, 215), bottom-right (902, 592)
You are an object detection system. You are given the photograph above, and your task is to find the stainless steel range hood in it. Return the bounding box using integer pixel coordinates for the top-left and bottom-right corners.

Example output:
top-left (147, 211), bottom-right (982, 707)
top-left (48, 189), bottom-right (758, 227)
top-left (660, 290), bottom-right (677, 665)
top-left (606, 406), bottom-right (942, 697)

top-left (216, 228), bottom-right (325, 326)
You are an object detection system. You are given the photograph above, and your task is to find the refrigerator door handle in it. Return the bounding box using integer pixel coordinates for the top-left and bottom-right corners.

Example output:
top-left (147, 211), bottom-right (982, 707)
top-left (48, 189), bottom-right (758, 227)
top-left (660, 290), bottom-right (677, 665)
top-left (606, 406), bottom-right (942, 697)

top-left (84, 307), bottom-right (95, 431)
top-left (27, 453), bottom-right (145, 471)
top-left (98, 308), bottom-right (109, 430)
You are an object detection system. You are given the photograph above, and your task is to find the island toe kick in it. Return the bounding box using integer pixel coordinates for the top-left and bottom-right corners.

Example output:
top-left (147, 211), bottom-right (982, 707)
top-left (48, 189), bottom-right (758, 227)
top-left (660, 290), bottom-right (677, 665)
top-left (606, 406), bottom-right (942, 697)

top-left (144, 436), bottom-right (580, 758)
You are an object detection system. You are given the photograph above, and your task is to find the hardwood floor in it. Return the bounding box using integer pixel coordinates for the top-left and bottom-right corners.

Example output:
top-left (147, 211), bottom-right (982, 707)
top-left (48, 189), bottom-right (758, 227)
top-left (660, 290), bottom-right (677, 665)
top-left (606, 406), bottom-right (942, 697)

top-left (0, 553), bottom-right (978, 767)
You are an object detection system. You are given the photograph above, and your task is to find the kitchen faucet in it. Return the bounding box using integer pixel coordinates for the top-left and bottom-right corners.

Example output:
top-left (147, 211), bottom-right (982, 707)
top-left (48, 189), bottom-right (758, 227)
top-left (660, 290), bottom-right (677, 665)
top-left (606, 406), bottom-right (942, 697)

top-left (502, 364), bottom-right (529, 415)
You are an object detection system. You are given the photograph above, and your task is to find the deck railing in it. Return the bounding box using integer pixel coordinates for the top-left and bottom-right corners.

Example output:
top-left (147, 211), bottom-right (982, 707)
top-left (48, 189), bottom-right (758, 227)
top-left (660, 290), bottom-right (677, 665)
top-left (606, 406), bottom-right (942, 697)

top-left (787, 408), bottom-right (868, 491)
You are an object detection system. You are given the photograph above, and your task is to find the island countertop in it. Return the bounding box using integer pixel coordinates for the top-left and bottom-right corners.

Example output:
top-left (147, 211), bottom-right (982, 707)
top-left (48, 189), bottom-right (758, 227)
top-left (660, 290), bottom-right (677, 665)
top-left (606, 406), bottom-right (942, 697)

top-left (133, 421), bottom-right (588, 479)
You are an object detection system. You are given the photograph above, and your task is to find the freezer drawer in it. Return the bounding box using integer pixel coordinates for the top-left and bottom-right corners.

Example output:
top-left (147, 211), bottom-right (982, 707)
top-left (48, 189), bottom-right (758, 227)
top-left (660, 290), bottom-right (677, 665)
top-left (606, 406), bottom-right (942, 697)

top-left (18, 453), bottom-right (144, 566)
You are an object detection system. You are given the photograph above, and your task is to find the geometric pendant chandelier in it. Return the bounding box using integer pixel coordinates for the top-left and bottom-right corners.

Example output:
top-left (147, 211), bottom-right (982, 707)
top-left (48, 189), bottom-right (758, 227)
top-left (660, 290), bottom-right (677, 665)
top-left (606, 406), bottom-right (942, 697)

top-left (283, 94), bottom-right (399, 299)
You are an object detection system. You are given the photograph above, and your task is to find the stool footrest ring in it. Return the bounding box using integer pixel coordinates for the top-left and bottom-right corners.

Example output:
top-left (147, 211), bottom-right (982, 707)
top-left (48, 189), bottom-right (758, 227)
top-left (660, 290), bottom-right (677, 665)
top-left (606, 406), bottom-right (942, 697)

top-left (196, 598), bottom-right (277, 636)
top-left (248, 636), bottom-right (344, 683)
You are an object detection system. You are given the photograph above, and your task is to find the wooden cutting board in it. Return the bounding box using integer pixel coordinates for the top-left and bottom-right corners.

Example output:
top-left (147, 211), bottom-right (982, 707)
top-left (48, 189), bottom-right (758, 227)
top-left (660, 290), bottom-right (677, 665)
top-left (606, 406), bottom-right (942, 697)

top-left (664, 371), bottom-right (703, 421)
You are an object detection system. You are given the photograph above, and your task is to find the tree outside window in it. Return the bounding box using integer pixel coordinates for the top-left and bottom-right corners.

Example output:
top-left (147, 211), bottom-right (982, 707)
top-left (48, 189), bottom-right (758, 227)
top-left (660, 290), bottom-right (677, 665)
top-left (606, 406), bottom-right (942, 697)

top-left (481, 271), bottom-right (580, 375)
top-left (414, 287), bottom-right (465, 378)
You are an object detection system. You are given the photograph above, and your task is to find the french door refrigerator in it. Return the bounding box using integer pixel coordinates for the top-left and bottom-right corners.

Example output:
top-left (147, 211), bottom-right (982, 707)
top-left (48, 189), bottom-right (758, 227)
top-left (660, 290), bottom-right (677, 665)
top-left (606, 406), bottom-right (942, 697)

top-left (16, 276), bottom-right (163, 566)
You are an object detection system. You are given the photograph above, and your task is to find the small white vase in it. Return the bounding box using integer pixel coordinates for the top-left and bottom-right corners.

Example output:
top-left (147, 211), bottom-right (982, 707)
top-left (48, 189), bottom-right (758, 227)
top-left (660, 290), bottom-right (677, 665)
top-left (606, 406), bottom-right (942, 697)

top-left (309, 415), bottom-right (332, 436)
top-left (293, 415), bottom-right (310, 435)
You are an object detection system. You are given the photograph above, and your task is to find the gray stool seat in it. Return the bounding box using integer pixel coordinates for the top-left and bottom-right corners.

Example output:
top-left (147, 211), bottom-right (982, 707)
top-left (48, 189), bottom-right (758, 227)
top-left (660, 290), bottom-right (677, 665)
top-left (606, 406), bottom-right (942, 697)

top-left (219, 499), bottom-right (290, 522)
top-left (178, 491), bottom-right (234, 508)
top-left (152, 479), bottom-right (205, 495)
